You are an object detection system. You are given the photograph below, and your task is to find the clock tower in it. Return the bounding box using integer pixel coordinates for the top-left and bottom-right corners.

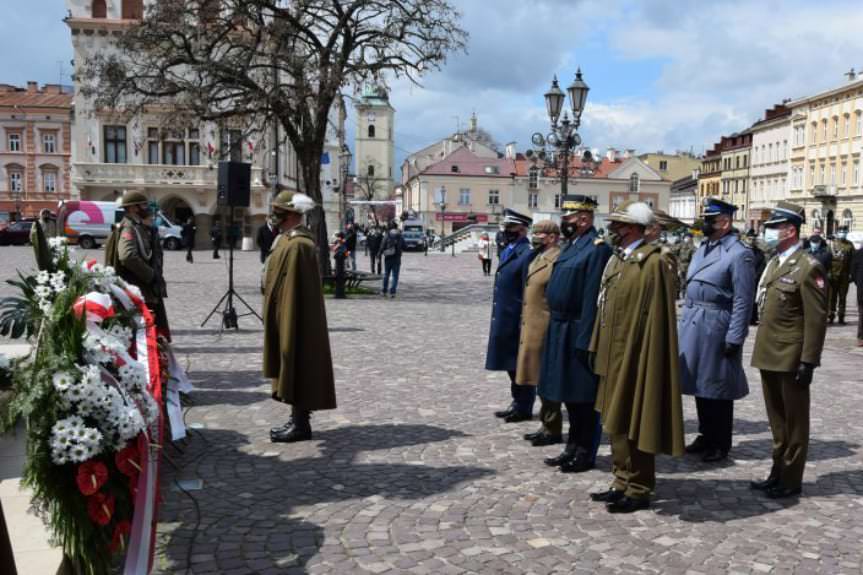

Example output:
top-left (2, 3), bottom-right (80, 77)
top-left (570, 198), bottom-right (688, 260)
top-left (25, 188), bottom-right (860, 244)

top-left (354, 84), bottom-right (395, 207)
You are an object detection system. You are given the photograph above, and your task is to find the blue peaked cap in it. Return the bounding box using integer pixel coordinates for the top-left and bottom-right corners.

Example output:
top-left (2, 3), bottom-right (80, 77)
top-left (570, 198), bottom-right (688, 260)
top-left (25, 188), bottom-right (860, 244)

top-left (702, 197), bottom-right (737, 217)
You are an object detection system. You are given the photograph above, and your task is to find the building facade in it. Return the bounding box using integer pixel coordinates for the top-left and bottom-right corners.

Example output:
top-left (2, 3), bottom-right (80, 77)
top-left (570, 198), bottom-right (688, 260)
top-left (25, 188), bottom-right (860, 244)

top-left (748, 104), bottom-right (792, 231)
top-left (638, 151), bottom-right (701, 182)
top-left (719, 132), bottom-right (752, 225)
top-left (698, 143), bottom-right (722, 208)
top-left (787, 74), bottom-right (863, 234)
top-left (669, 173), bottom-right (699, 224)
top-left (0, 83), bottom-right (73, 219)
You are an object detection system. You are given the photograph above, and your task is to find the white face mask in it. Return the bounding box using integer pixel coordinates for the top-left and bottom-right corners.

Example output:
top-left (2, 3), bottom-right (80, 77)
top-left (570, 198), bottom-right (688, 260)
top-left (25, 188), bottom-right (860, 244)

top-left (763, 227), bottom-right (781, 248)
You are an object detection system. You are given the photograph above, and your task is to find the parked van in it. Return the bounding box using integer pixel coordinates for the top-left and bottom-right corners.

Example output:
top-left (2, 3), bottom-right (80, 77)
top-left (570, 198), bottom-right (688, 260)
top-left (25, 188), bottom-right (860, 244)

top-left (58, 200), bottom-right (184, 250)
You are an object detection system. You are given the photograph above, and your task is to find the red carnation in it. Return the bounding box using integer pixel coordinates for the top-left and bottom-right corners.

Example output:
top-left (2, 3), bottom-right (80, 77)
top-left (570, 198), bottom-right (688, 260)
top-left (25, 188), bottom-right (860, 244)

top-left (76, 461), bottom-right (108, 496)
top-left (115, 444), bottom-right (142, 477)
top-left (86, 492), bottom-right (115, 526)
top-left (110, 520), bottom-right (132, 554)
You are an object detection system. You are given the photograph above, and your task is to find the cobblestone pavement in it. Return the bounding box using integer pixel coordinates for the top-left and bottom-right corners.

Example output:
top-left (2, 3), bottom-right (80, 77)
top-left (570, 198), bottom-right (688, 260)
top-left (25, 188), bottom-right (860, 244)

top-left (3, 245), bottom-right (863, 575)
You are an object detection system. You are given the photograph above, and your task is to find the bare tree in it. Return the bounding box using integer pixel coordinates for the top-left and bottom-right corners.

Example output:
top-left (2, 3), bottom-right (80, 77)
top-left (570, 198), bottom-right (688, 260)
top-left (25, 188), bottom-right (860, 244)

top-left (79, 0), bottom-right (467, 272)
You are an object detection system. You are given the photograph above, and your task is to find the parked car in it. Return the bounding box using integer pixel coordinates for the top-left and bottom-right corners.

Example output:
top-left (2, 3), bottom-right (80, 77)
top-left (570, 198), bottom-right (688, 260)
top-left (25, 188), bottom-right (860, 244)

top-left (0, 221), bottom-right (33, 246)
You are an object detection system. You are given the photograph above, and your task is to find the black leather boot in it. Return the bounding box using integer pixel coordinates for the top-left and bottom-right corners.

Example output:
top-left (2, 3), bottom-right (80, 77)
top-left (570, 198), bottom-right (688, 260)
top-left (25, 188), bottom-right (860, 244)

top-left (544, 445), bottom-right (576, 467)
top-left (269, 415), bottom-right (294, 435)
top-left (271, 409), bottom-right (312, 443)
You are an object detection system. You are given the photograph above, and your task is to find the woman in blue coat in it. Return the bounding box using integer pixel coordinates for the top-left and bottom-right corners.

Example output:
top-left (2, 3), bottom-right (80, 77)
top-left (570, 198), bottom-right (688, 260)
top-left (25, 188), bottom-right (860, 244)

top-left (487, 209), bottom-right (535, 422)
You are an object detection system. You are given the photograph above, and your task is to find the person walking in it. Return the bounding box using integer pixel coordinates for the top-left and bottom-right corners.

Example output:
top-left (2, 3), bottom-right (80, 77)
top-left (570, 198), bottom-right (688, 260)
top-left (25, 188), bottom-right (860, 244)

top-left (535, 196), bottom-right (612, 473)
top-left (678, 199), bottom-right (756, 463)
top-left (514, 220), bottom-right (561, 437)
top-left (589, 201), bottom-right (684, 513)
top-left (487, 209), bottom-right (535, 423)
top-left (181, 216), bottom-right (197, 263)
top-left (477, 232), bottom-right (493, 276)
top-left (367, 226), bottom-right (383, 274)
top-left (828, 227), bottom-right (855, 324)
top-left (210, 220), bottom-right (222, 259)
top-left (256, 218), bottom-right (278, 264)
top-left (805, 227), bottom-right (832, 273)
top-left (345, 223), bottom-right (358, 272)
top-left (750, 202), bottom-right (828, 498)
top-left (380, 222), bottom-right (406, 298)
top-left (853, 242), bottom-right (863, 347)
top-left (264, 190), bottom-right (336, 443)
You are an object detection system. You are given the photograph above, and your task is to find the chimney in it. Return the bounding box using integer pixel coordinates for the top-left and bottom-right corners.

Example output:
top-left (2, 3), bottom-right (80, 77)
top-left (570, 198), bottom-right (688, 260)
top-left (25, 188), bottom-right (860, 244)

top-left (26, 81), bottom-right (38, 94)
top-left (606, 147), bottom-right (617, 162)
top-left (504, 142), bottom-right (516, 160)
top-left (845, 68), bottom-right (857, 82)
top-left (624, 149), bottom-right (635, 159)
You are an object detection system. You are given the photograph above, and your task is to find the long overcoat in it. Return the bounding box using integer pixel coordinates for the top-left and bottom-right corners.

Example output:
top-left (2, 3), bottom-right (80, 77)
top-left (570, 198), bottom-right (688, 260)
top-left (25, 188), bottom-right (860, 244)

top-left (538, 228), bottom-right (612, 403)
top-left (485, 238), bottom-right (532, 372)
top-left (515, 245), bottom-right (561, 385)
top-left (263, 226), bottom-right (337, 411)
top-left (678, 233), bottom-right (755, 400)
top-left (590, 242), bottom-right (685, 456)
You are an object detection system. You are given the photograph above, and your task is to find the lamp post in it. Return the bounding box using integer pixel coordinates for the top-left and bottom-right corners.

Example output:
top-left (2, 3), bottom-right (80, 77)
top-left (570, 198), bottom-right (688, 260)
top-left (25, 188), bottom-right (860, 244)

top-left (526, 69), bottom-right (590, 201)
top-left (339, 145), bottom-right (352, 230)
top-left (436, 185), bottom-right (447, 252)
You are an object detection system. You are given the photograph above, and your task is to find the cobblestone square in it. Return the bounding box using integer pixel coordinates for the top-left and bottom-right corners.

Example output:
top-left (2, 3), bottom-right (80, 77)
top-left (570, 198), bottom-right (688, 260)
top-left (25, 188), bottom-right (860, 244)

top-left (3, 246), bottom-right (863, 574)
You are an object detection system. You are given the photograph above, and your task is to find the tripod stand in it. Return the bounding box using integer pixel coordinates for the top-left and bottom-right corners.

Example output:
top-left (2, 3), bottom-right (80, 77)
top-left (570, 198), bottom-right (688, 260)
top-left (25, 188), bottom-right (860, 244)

top-left (201, 206), bottom-right (262, 330)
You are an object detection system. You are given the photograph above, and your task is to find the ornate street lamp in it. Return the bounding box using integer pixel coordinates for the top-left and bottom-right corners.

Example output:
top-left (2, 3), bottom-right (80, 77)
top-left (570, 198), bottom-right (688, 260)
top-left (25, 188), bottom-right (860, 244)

top-left (436, 185), bottom-right (447, 252)
top-left (527, 68), bottom-right (590, 198)
top-left (338, 145), bottom-right (352, 229)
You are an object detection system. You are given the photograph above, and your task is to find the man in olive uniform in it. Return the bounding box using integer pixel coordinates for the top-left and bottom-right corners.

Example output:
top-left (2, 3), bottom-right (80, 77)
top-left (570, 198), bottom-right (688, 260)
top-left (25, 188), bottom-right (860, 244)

top-left (106, 191), bottom-right (170, 339)
top-left (751, 202), bottom-right (828, 498)
top-left (589, 201), bottom-right (684, 513)
top-left (827, 227), bottom-right (855, 324)
top-left (679, 198), bottom-right (756, 463)
top-left (535, 195), bottom-right (611, 473)
top-left (264, 190), bottom-right (337, 443)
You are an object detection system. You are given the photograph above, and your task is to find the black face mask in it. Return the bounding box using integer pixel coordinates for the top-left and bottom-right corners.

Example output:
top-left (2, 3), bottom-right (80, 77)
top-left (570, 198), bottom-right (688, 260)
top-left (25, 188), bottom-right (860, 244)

top-left (699, 219), bottom-right (716, 237)
top-left (561, 223), bottom-right (577, 239)
top-left (504, 230), bottom-right (520, 243)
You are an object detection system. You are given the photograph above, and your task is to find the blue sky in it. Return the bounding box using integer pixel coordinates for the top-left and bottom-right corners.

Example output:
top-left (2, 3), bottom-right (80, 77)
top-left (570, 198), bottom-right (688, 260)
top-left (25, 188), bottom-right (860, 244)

top-left (4, 0), bottom-right (863, 164)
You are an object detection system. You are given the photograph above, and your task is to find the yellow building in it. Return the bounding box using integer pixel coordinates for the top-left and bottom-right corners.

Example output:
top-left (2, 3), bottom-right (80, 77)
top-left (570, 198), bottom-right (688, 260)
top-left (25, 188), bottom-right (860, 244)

top-left (719, 132), bottom-right (752, 226)
top-left (787, 73), bottom-right (863, 234)
top-left (639, 151), bottom-right (701, 182)
top-left (698, 142), bottom-right (722, 209)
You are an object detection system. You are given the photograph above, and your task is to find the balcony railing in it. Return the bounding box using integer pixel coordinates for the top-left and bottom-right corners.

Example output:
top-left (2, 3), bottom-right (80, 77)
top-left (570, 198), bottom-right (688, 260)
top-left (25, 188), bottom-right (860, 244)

top-left (73, 162), bottom-right (265, 188)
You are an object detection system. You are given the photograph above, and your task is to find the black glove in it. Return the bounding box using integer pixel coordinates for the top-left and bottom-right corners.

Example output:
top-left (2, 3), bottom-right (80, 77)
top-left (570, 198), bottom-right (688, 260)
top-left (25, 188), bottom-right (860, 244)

top-left (796, 362), bottom-right (815, 387)
top-left (722, 342), bottom-right (742, 358)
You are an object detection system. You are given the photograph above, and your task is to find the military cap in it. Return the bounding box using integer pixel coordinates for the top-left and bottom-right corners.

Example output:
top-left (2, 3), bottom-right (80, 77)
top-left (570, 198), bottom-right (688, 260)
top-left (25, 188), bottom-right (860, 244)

top-left (702, 197), bottom-right (738, 217)
top-left (561, 194), bottom-right (597, 215)
top-left (531, 220), bottom-right (560, 235)
top-left (763, 201), bottom-right (804, 227)
top-left (652, 208), bottom-right (686, 230)
top-left (272, 190), bottom-right (315, 214)
top-left (606, 200), bottom-right (654, 226)
top-left (502, 208), bottom-right (532, 227)
top-left (120, 190), bottom-right (149, 207)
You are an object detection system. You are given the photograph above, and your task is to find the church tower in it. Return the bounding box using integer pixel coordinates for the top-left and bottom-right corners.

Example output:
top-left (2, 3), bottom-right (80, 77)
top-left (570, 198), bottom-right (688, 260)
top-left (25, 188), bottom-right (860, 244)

top-left (354, 84), bottom-right (395, 203)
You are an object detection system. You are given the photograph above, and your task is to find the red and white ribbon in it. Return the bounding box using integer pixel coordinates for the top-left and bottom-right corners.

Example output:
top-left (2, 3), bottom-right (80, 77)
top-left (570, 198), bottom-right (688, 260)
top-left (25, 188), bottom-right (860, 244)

top-left (72, 292), bottom-right (115, 324)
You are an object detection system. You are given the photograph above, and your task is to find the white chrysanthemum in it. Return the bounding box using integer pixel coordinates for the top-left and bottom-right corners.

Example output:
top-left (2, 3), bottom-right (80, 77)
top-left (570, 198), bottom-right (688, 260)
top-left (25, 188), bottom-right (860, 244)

top-left (141, 392), bottom-right (160, 424)
top-left (107, 325), bottom-right (133, 347)
top-left (39, 301), bottom-right (53, 315)
top-left (34, 285), bottom-right (52, 300)
top-left (49, 271), bottom-right (66, 291)
top-left (36, 271), bottom-right (50, 284)
top-left (51, 371), bottom-right (77, 392)
top-left (50, 415), bottom-right (101, 464)
top-left (47, 237), bottom-right (66, 248)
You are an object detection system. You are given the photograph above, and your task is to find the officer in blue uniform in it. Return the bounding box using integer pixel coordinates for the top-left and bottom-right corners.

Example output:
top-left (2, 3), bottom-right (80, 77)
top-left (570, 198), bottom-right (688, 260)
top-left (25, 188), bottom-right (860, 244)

top-left (678, 198), bottom-right (756, 462)
top-left (537, 195), bottom-right (612, 472)
top-left (487, 209), bottom-right (535, 422)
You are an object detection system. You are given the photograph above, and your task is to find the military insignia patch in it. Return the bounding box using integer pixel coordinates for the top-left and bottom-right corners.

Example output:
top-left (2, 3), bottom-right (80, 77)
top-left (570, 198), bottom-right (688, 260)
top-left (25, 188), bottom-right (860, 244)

top-left (121, 231), bottom-right (134, 241)
top-left (815, 275), bottom-right (825, 290)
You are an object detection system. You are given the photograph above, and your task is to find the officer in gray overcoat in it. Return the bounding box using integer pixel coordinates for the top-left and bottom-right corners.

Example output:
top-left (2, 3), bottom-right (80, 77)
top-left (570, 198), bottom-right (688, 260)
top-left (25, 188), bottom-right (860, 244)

top-left (678, 198), bottom-right (756, 462)
top-left (487, 209), bottom-right (535, 422)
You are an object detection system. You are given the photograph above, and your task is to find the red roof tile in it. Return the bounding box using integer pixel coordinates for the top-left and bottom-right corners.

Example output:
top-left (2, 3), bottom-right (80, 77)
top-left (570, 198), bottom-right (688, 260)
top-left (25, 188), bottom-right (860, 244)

top-left (0, 85), bottom-right (72, 109)
top-left (513, 156), bottom-right (621, 179)
top-left (420, 147), bottom-right (516, 178)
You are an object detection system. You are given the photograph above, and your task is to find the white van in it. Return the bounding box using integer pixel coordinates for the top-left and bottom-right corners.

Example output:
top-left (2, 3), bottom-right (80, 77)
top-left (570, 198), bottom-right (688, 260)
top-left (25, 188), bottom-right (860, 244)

top-left (58, 200), bottom-right (184, 250)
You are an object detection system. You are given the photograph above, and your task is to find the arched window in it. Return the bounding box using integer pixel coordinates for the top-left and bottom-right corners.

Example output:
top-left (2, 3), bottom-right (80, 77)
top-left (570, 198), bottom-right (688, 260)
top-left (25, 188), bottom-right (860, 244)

top-left (629, 173), bottom-right (639, 193)
top-left (122, 0), bottom-right (144, 20)
top-left (367, 165), bottom-right (375, 177)
top-left (367, 125), bottom-right (375, 138)
top-left (842, 209), bottom-right (853, 229)
top-left (811, 208), bottom-right (822, 230)
top-left (92, 0), bottom-right (107, 18)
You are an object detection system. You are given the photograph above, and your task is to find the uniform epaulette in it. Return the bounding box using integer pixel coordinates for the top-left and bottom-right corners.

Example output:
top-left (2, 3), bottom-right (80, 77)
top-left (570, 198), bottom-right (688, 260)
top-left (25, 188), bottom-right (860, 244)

top-left (594, 238), bottom-right (605, 246)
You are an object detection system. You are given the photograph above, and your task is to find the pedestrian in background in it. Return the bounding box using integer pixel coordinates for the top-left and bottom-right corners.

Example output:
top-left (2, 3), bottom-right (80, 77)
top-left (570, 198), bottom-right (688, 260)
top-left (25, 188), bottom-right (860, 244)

top-left (345, 223), bottom-right (358, 272)
top-left (367, 226), bottom-right (383, 274)
top-left (536, 196), bottom-right (611, 473)
top-left (257, 217), bottom-right (278, 263)
top-left (827, 226), bottom-right (854, 324)
top-left (181, 216), bottom-right (196, 263)
top-left (678, 199), bottom-right (755, 463)
top-left (210, 220), bottom-right (222, 259)
top-left (487, 209), bottom-right (535, 423)
top-left (853, 242), bottom-right (863, 347)
top-left (477, 232), bottom-right (493, 276)
top-left (750, 202), bottom-right (827, 499)
top-left (590, 201), bottom-right (684, 513)
top-left (804, 227), bottom-right (832, 273)
top-left (380, 222), bottom-right (406, 298)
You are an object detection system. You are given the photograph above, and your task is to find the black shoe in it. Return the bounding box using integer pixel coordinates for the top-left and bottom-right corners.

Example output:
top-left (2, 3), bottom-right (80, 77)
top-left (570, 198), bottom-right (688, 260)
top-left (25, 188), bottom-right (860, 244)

top-left (544, 449), bottom-right (576, 467)
top-left (494, 406), bottom-right (515, 418)
top-left (270, 425), bottom-right (312, 443)
top-left (523, 429), bottom-right (545, 441)
top-left (606, 496), bottom-right (650, 513)
top-left (560, 456), bottom-right (594, 474)
top-left (269, 417), bottom-right (294, 435)
top-left (749, 475), bottom-right (780, 491)
top-left (701, 448), bottom-right (729, 463)
top-left (685, 435), bottom-right (709, 454)
top-left (531, 433), bottom-right (563, 446)
top-left (590, 488), bottom-right (625, 503)
top-left (765, 485), bottom-right (802, 499)
top-left (838, 318), bottom-right (846, 325)
top-left (828, 316), bottom-right (835, 324)
top-left (503, 411), bottom-right (532, 423)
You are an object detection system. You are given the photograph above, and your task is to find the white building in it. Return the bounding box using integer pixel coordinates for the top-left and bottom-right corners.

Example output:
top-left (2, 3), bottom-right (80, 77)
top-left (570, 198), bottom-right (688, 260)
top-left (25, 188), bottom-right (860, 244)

top-left (748, 104), bottom-right (792, 230)
top-left (669, 172), bottom-right (699, 224)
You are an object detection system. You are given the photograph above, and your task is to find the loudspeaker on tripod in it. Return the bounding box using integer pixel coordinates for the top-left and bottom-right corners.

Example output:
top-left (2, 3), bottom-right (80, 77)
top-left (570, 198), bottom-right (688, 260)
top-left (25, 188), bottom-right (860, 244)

top-left (217, 161), bottom-right (251, 207)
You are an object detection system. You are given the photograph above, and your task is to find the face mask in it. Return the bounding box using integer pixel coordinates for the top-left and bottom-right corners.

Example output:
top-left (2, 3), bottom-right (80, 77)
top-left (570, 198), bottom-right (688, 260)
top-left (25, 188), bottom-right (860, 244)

top-left (699, 219), bottom-right (716, 237)
top-left (504, 230), bottom-right (520, 243)
top-left (530, 236), bottom-right (545, 249)
top-left (809, 238), bottom-right (821, 251)
top-left (269, 212), bottom-right (286, 227)
top-left (763, 227), bottom-right (780, 248)
top-left (561, 223), bottom-right (576, 239)
top-left (837, 232), bottom-right (847, 240)
top-left (606, 228), bottom-right (622, 247)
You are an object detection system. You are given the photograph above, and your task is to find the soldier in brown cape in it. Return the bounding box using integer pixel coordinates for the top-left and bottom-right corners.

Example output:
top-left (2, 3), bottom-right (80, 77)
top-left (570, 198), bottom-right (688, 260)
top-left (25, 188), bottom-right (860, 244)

top-left (589, 201), bottom-right (685, 513)
top-left (263, 190), bottom-right (336, 443)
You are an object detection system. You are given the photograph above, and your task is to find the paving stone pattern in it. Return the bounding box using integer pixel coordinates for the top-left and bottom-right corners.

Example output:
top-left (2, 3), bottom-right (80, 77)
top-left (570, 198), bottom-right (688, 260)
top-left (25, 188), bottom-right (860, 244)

top-left (2, 245), bottom-right (863, 574)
